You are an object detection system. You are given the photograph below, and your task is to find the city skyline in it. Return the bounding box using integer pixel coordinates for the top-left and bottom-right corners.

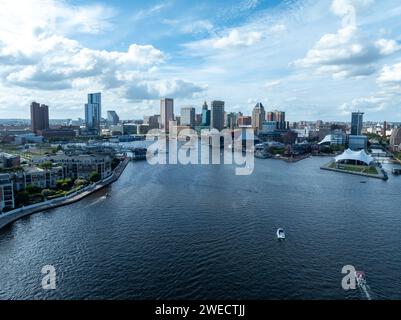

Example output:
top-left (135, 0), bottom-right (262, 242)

top-left (0, 0), bottom-right (401, 122)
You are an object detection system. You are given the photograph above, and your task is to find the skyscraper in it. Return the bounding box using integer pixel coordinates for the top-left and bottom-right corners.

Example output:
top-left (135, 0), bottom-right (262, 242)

top-left (351, 112), bottom-right (364, 136)
top-left (252, 102), bottom-right (266, 131)
top-left (160, 98), bottom-right (174, 132)
top-left (107, 110), bottom-right (119, 126)
top-left (210, 100), bottom-right (225, 131)
top-left (85, 93), bottom-right (102, 135)
top-left (181, 107), bottom-right (196, 127)
top-left (266, 110), bottom-right (287, 130)
top-left (30, 102), bottom-right (49, 134)
top-left (201, 101), bottom-right (211, 127)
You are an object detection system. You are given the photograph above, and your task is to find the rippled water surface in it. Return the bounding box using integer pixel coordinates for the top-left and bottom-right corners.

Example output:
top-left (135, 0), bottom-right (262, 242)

top-left (1, 157), bottom-right (401, 299)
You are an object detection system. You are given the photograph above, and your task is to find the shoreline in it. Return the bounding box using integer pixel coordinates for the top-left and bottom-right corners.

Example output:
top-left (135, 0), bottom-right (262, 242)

top-left (320, 161), bottom-right (388, 180)
top-left (0, 158), bottom-right (130, 231)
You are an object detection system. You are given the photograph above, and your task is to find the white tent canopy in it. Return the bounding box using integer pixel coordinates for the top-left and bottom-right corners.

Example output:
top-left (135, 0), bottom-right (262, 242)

top-left (335, 149), bottom-right (374, 166)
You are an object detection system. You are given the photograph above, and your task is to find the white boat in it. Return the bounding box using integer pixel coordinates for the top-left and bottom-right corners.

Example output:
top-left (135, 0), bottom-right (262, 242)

top-left (355, 271), bottom-right (366, 287)
top-left (277, 228), bottom-right (286, 240)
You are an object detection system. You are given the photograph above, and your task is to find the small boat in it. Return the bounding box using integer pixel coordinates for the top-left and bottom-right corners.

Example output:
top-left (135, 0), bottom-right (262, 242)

top-left (276, 228), bottom-right (286, 240)
top-left (355, 271), bottom-right (366, 287)
top-left (105, 193), bottom-right (111, 198)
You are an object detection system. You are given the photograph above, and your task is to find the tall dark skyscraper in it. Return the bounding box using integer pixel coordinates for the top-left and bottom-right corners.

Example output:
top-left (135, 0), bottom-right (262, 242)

top-left (85, 93), bottom-right (102, 134)
top-left (210, 100), bottom-right (225, 131)
top-left (160, 98), bottom-right (174, 132)
top-left (30, 102), bottom-right (49, 134)
top-left (201, 101), bottom-right (211, 127)
top-left (351, 112), bottom-right (364, 136)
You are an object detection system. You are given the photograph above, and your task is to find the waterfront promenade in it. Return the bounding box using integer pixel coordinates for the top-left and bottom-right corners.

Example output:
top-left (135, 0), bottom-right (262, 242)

top-left (0, 158), bottom-right (129, 230)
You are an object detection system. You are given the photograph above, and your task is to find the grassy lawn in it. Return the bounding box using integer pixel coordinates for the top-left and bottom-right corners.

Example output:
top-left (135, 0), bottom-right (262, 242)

top-left (329, 162), bottom-right (379, 175)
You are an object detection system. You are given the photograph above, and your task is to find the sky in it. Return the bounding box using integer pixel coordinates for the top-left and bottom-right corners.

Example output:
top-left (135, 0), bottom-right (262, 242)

top-left (0, 0), bottom-right (400, 121)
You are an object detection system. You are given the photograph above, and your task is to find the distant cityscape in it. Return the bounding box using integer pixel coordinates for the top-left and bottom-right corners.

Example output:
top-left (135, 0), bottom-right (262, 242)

top-left (1, 91), bottom-right (401, 215)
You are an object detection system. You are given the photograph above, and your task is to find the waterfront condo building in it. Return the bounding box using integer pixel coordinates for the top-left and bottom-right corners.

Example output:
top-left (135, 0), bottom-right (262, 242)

top-left (32, 154), bottom-right (112, 181)
top-left (0, 174), bottom-right (14, 213)
top-left (160, 98), bottom-right (174, 132)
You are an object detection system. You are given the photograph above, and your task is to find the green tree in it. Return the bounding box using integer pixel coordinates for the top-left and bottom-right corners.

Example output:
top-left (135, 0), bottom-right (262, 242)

top-left (41, 189), bottom-right (55, 198)
top-left (25, 185), bottom-right (42, 195)
top-left (15, 191), bottom-right (30, 207)
top-left (74, 178), bottom-right (88, 187)
top-left (56, 178), bottom-right (73, 190)
top-left (89, 172), bottom-right (101, 183)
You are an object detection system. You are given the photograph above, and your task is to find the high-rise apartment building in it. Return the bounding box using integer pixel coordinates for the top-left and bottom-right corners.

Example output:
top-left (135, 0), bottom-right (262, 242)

top-left (30, 102), bottom-right (49, 134)
top-left (181, 107), bottom-right (196, 127)
top-left (85, 93), bottom-right (102, 134)
top-left (160, 98), bottom-right (174, 132)
top-left (210, 100), bottom-right (225, 131)
top-left (252, 102), bottom-right (266, 131)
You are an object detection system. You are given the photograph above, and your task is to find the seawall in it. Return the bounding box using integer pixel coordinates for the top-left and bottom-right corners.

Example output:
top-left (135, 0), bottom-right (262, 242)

top-left (0, 158), bottom-right (129, 230)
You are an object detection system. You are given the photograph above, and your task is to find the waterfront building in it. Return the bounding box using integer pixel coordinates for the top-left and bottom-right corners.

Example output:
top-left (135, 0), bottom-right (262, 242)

top-left (252, 103), bottom-right (266, 132)
top-left (261, 121), bottom-right (277, 133)
top-left (14, 133), bottom-right (44, 144)
top-left (85, 93), bottom-right (102, 135)
top-left (335, 149), bottom-right (374, 166)
top-left (0, 153), bottom-right (20, 169)
top-left (0, 174), bottom-right (14, 213)
top-left (30, 102), bottom-right (49, 134)
top-left (238, 116), bottom-right (252, 127)
top-left (32, 154), bottom-right (112, 180)
top-left (12, 166), bottom-right (64, 191)
top-left (123, 123), bottom-right (138, 135)
top-left (181, 107), bottom-right (196, 127)
top-left (143, 115), bottom-right (159, 129)
top-left (210, 101), bottom-right (225, 131)
top-left (389, 127), bottom-right (401, 151)
top-left (351, 112), bottom-right (364, 136)
top-left (107, 111), bottom-right (120, 126)
top-left (348, 135), bottom-right (368, 151)
top-left (318, 130), bottom-right (346, 146)
top-left (41, 128), bottom-right (77, 139)
top-left (160, 98), bottom-right (174, 132)
top-left (109, 124), bottom-right (124, 135)
top-left (266, 110), bottom-right (288, 130)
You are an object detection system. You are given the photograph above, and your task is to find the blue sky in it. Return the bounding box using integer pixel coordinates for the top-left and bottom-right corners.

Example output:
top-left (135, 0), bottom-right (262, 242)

top-left (0, 0), bottom-right (401, 121)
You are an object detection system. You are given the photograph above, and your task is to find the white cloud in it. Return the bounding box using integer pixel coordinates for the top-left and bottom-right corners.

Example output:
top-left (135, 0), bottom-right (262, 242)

top-left (293, 0), bottom-right (400, 79)
top-left (1, 34), bottom-right (165, 90)
top-left (185, 29), bottom-right (263, 50)
top-left (378, 62), bottom-right (401, 84)
top-left (0, 0), bottom-right (208, 103)
top-left (124, 78), bottom-right (207, 101)
top-left (180, 20), bottom-right (214, 35)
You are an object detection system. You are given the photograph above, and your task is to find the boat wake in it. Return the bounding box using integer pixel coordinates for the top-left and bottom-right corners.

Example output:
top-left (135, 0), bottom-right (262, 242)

top-left (356, 271), bottom-right (373, 300)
